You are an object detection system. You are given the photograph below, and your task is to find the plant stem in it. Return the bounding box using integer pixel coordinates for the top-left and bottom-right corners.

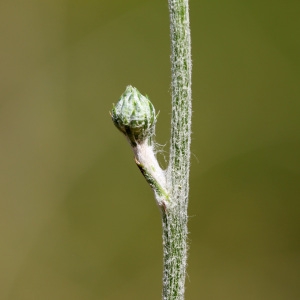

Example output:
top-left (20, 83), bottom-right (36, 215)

top-left (163, 0), bottom-right (192, 299)
top-left (111, 1), bottom-right (192, 298)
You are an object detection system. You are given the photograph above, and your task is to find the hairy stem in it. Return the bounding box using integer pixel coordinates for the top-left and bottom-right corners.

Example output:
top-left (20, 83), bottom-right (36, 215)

top-left (163, 0), bottom-right (192, 299)
top-left (111, 1), bottom-right (192, 298)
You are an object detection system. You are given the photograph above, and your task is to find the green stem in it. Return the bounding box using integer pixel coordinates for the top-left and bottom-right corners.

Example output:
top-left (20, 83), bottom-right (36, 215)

top-left (163, 0), bottom-right (192, 299)
top-left (110, 1), bottom-right (192, 298)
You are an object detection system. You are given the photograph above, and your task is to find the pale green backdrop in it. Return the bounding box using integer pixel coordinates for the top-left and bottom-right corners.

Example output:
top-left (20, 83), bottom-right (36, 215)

top-left (0, 0), bottom-right (299, 299)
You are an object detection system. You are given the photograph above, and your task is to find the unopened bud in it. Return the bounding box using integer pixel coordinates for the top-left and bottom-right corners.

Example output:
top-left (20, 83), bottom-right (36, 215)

top-left (111, 85), bottom-right (156, 145)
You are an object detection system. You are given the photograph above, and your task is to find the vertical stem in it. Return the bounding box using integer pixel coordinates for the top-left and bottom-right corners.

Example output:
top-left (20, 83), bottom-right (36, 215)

top-left (163, 0), bottom-right (192, 299)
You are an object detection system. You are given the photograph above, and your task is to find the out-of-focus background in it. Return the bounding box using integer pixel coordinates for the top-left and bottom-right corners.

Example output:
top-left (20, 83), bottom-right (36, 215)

top-left (1, 0), bottom-right (299, 299)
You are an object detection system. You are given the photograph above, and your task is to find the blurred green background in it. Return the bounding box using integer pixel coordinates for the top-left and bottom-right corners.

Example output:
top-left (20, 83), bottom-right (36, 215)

top-left (1, 0), bottom-right (299, 299)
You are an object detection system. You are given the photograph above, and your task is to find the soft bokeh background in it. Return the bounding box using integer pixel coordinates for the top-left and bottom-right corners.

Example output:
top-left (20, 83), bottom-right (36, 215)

top-left (1, 0), bottom-right (299, 299)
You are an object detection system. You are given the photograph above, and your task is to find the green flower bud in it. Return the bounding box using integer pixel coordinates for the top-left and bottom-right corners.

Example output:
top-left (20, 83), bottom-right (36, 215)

top-left (111, 86), bottom-right (157, 145)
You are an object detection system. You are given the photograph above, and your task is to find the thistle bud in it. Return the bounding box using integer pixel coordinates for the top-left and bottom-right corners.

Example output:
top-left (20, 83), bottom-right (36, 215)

top-left (111, 86), bottom-right (156, 145)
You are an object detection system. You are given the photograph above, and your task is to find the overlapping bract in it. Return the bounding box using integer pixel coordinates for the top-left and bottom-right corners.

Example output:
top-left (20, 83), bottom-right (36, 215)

top-left (111, 85), bottom-right (156, 145)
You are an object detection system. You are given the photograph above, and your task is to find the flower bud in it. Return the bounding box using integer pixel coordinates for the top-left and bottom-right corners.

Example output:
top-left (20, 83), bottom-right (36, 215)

top-left (111, 86), bottom-right (156, 145)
